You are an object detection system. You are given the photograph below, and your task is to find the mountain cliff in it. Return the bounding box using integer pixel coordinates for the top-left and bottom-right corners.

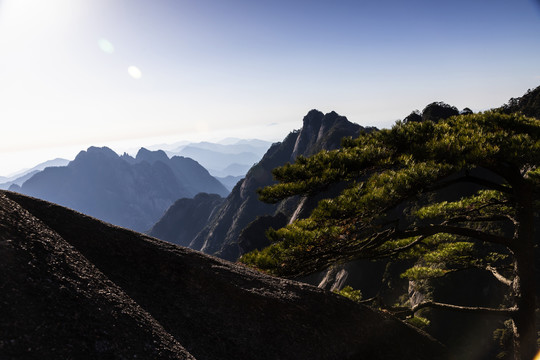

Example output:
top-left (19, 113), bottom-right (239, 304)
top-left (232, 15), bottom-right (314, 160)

top-left (0, 190), bottom-right (448, 360)
top-left (15, 147), bottom-right (228, 232)
top-left (187, 110), bottom-right (374, 260)
top-left (148, 193), bottom-right (225, 247)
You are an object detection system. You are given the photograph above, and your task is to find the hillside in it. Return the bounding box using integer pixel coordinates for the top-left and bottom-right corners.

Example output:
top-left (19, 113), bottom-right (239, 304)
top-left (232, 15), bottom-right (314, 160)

top-left (0, 190), bottom-right (449, 360)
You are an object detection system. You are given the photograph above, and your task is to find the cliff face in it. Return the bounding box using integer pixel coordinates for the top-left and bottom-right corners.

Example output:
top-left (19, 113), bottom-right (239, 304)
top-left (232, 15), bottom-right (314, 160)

top-left (190, 110), bottom-right (373, 260)
top-left (15, 146), bottom-right (228, 232)
top-left (0, 190), bottom-right (449, 360)
top-left (148, 193), bottom-right (225, 247)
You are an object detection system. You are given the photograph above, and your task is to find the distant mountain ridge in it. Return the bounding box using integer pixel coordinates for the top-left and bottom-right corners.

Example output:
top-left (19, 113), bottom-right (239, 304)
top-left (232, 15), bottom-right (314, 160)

top-left (168, 139), bottom-right (272, 177)
top-left (0, 158), bottom-right (70, 190)
top-left (14, 146), bottom-right (228, 232)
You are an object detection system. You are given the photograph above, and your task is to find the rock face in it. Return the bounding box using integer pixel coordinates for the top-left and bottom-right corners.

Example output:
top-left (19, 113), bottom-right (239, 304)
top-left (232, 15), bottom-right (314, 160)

top-left (0, 190), bottom-right (449, 360)
top-left (189, 110), bottom-right (374, 260)
top-left (14, 147), bottom-right (228, 232)
top-left (148, 193), bottom-right (225, 247)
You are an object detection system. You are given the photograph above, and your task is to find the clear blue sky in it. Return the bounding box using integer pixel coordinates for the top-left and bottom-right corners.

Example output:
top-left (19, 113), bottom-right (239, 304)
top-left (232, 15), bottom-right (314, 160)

top-left (1, 0), bottom-right (540, 175)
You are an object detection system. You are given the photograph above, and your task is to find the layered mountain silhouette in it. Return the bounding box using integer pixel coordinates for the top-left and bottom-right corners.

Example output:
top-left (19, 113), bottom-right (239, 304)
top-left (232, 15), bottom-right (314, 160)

top-left (163, 110), bottom-right (375, 261)
top-left (13, 147), bottom-right (228, 232)
top-left (0, 190), bottom-right (448, 359)
top-left (0, 158), bottom-right (69, 190)
top-left (168, 139), bottom-right (272, 177)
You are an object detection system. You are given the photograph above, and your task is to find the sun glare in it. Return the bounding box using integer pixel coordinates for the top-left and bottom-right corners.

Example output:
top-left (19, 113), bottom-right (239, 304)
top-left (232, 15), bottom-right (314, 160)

top-left (0, 0), bottom-right (78, 36)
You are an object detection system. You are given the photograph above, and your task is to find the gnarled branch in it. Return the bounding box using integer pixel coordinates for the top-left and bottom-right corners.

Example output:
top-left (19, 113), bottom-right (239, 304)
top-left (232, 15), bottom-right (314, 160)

top-left (486, 265), bottom-right (513, 287)
top-left (412, 301), bottom-right (517, 316)
top-left (402, 224), bottom-right (511, 246)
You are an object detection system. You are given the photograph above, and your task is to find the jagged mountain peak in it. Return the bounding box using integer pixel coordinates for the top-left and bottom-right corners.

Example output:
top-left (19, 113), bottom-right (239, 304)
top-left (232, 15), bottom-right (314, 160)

top-left (290, 110), bottom-right (360, 162)
top-left (72, 146), bottom-right (119, 163)
top-left (135, 147), bottom-right (169, 164)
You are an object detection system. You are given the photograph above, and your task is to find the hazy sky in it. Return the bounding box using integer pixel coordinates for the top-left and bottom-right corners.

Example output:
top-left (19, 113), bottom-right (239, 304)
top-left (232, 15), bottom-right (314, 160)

top-left (1, 0), bottom-right (540, 176)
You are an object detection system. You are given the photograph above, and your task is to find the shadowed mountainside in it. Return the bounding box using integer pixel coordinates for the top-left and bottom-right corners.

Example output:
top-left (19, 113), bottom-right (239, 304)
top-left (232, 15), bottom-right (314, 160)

top-left (148, 193), bottom-right (225, 247)
top-left (186, 110), bottom-right (374, 260)
top-left (1, 190), bottom-right (449, 360)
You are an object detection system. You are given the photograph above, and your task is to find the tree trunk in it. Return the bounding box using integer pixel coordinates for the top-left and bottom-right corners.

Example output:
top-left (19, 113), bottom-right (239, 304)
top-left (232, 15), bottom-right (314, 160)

top-left (510, 188), bottom-right (538, 360)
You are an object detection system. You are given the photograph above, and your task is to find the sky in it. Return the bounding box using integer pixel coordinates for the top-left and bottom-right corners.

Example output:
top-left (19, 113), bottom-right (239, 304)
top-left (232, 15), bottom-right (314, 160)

top-left (1, 0), bottom-right (540, 176)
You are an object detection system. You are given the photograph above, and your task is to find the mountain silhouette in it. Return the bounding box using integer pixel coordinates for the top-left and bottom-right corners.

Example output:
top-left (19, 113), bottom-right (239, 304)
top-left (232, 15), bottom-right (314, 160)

top-left (15, 146), bottom-right (228, 232)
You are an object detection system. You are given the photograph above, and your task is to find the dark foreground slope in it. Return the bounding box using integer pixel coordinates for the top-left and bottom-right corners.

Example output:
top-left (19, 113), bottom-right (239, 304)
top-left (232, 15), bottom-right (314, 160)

top-left (0, 192), bottom-right (192, 359)
top-left (1, 190), bottom-right (449, 360)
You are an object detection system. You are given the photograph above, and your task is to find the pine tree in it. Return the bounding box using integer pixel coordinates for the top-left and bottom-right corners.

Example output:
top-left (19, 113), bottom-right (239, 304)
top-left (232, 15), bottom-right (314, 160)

top-left (241, 112), bottom-right (539, 360)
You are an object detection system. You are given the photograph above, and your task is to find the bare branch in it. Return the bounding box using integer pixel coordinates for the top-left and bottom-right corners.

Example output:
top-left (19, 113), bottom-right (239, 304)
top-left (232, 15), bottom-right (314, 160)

top-left (486, 266), bottom-right (513, 287)
top-left (385, 235), bottom-right (427, 256)
top-left (412, 301), bottom-right (517, 316)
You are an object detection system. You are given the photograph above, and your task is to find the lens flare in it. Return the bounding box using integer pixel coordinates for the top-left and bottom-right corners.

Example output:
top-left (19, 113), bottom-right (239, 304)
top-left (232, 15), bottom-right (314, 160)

top-left (98, 38), bottom-right (114, 54)
top-left (127, 66), bottom-right (142, 79)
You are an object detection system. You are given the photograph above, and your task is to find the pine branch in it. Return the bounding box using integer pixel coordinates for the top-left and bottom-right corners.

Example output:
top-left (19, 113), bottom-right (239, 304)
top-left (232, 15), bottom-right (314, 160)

top-left (486, 265), bottom-right (513, 287)
top-left (412, 301), bottom-right (517, 316)
top-left (446, 214), bottom-right (515, 225)
top-left (402, 224), bottom-right (511, 246)
top-left (427, 173), bottom-right (512, 195)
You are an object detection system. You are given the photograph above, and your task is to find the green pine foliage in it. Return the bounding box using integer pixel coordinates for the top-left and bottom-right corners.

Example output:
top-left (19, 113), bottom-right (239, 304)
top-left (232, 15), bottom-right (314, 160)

top-left (334, 285), bottom-right (363, 303)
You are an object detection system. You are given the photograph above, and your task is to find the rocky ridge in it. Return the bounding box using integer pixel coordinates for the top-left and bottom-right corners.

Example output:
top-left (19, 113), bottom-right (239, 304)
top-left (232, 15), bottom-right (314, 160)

top-left (187, 110), bottom-right (374, 260)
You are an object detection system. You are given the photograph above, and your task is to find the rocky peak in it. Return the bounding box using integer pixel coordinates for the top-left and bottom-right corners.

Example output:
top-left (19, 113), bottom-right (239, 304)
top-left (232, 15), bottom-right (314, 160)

top-left (135, 148), bottom-right (170, 164)
top-left (71, 146), bottom-right (120, 164)
top-left (291, 110), bottom-right (360, 161)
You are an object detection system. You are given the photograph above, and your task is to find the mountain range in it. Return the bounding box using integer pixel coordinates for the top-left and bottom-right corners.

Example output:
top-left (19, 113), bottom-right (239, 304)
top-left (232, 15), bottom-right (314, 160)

top-left (0, 190), bottom-right (448, 359)
top-left (167, 139), bottom-right (272, 177)
top-left (151, 110), bottom-right (375, 261)
top-left (0, 158), bottom-right (70, 190)
top-left (11, 147), bottom-right (228, 232)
